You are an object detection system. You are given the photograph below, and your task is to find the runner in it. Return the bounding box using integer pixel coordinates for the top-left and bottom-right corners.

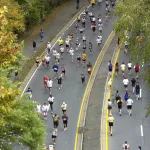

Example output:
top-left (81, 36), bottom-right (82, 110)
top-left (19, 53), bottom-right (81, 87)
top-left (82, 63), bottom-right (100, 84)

top-left (43, 75), bottom-right (49, 88)
top-left (115, 90), bottom-right (120, 103)
top-left (108, 60), bottom-right (113, 76)
top-left (36, 104), bottom-right (41, 113)
top-left (134, 63), bottom-right (140, 78)
top-left (51, 128), bottom-right (57, 145)
top-left (47, 78), bottom-right (53, 93)
top-left (124, 40), bottom-right (128, 53)
top-left (81, 73), bottom-right (85, 84)
top-left (45, 54), bottom-right (50, 68)
top-left (108, 76), bottom-right (112, 91)
top-left (87, 62), bottom-right (92, 75)
top-left (96, 35), bottom-right (102, 46)
top-left (26, 87), bottom-right (32, 99)
top-left (83, 42), bottom-right (86, 51)
top-left (91, 22), bottom-right (96, 34)
top-left (76, 37), bottom-right (79, 51)
top-left (77, 53), bottom-right (81, 66)
top-left (62, 114), bottom-right (69, 131)
top-left (135, 82), bottom-right (140, 100)
top-left (60, 45), bottom-right (64, 59)
top-left (82, 51), bottom-right (87, 66)
top-left (82, 34), bottom-right (86, 43)
top-left (123, 77), bottom-right (129, 91)
top-left (48, 145), bottom-right (55, 150)
top-left (127, 61), bottom-right (132, 75)
top-left (108, 114), bottom-right (114, 136)
top-left (98, 0), bottom-right (102, 6)
top-left (122, 141), bottom-right (130, 150)
top-left (89, 42), bottom-right (92, 55)
top-left (42, 103), bottom-right (49, 120)
top-left (35, 56), bottom-right (39, 66)
top-left (61, 64), bottom-right (66, 77)
top-left (120, 62), bottom-right (126, 77)
top-left (108, 99), bottom-right (112, 115)
top-left (126, 96), bottom-right (133, 116)
top-left (52, 64), bottom-right (59, 78)
top-left (124, 90), bottom-right (129, 102)
top-left (57, 75), bottom-right (62, 89)
top-left (55, 52), bottom-right (60, 65)
top-left (131, 77), bottom-right (136, 94)
top-left (52, 48), bottom-right (57, 60)
top-left (77, 14), bottom-right (80, 23)
top-left (91, 0), bottom-right (95, 9)
top-left (81, 16), bottom-right (86, 28)
top-left (61, 102), bottom-right (67, 115)
top-left (115, 62), bottom-right (119, 77)
top-left (98, 22), bottom-right (103, 34)
top-left (58, 38), bottom-right (64, 47)
top-left (53, 114), bottom-right (60, 129)
top-left (41, 55), bottom-right (46, 68)
top-left (48, 94), bottom-right (54, 113)
top-left (69, 47), bottom-right (74, 63)
top-left (65, 38), bottom-right (70, 53)
top-left (117, 98), bottom-right (123, 116)
top-left (47, 42), bottom-right (51, 54)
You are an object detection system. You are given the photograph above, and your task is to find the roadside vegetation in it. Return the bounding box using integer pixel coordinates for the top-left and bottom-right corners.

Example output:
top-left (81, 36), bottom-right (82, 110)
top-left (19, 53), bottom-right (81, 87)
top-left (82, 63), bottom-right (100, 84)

top-left (113, 0), bottom-right (150, 116)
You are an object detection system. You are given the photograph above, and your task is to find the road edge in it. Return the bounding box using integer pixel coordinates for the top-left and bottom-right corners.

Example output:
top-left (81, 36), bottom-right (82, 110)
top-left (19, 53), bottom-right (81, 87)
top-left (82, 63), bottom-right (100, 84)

top-left (74, 31), bottom-right (115, 150)
top-left (21, 4), bottom-right (91, 95)
top-left (100, 46), bottom-right (121, 150)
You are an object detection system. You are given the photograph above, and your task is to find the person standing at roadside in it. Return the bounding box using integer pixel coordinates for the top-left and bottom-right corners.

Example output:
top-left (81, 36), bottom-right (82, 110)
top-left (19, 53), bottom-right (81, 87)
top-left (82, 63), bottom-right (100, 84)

top-left (33, 40), bottom-right (36, 52)
top-left (39, 28), bottom-right (44, 42)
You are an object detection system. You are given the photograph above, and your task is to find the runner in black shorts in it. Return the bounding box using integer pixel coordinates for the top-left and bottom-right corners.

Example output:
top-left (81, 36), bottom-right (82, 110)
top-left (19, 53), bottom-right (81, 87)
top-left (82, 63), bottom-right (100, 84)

top-left (77, 53), bottom-right (81, 66)
top-left (117, 98), bottom-right (123, 116)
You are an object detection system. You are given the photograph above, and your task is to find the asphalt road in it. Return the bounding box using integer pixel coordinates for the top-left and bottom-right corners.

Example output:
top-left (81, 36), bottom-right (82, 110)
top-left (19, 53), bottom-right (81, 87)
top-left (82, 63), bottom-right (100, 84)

top-left (22, 1), bottom-right (115, 150)
top-left (108, 49), bottom-right (150, 150)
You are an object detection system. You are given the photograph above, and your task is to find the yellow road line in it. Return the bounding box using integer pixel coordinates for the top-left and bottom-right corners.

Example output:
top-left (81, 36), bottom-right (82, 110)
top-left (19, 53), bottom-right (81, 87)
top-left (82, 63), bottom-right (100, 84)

top-left (106, 47), bottom-right (121, 150)
top-left (74, 31), bottom-right (113, 150)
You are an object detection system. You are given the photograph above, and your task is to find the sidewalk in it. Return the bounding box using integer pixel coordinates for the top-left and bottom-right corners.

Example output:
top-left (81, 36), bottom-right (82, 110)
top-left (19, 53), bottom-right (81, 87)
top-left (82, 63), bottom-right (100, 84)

top-left (22, 0), bottom-right (88, 57)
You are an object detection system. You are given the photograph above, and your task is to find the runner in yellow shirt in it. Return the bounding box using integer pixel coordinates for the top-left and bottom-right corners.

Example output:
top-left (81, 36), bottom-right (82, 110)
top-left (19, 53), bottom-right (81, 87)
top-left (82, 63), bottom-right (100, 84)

top-left (91, 0), bottom-right (95, 8)
top-left (58, 38), bottom-right (64, 46)
top-left (108, 114), bottom-right (114, 136)
top-left (82, 51), bottom-right (87, 65)
top-left (120, 62), bottom-right (126, 77)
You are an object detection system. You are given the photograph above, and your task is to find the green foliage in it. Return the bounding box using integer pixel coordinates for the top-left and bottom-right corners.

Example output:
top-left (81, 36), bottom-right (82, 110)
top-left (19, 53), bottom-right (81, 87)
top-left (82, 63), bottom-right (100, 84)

top-left (113, 0), bottom-right (150, 116)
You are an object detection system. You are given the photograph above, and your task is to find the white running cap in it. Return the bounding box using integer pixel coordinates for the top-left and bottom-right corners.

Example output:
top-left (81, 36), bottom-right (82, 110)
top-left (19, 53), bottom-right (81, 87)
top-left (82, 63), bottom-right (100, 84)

top-left (63, 102), bottom-right (65, 104)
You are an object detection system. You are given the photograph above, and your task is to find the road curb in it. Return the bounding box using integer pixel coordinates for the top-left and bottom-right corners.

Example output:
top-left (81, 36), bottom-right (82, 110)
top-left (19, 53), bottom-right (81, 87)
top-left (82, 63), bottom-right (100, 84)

top-left (100, 44), bottom-right (119, 150)
top-left (20, 4), bottom-right (90, 94)
top-left (75, 32), bottom-right (115, 150)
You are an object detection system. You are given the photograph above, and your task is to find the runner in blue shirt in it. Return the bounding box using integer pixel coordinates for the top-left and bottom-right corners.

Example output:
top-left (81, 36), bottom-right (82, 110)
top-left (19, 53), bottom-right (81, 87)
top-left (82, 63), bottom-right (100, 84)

top-left (52, 64), bottom-right (59, 78)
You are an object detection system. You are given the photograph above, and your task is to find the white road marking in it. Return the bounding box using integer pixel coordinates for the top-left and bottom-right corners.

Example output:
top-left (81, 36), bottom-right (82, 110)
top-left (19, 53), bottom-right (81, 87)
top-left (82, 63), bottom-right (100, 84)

top-left (140, 125), bottom-right (144, 137)
top-left (21, 4), bottom-right (92, 96)
top-left (140, 88), bottom-right (142, 98)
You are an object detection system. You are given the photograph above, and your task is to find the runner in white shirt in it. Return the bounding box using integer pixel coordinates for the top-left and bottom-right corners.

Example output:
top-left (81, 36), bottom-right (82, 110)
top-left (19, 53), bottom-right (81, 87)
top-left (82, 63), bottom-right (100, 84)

top-left (53, 49), bottom-right (57, 59)
top-left (126, 97), bottom-right (133, 116)
top-left (36, 104), bottom-right (41, 113)
top-left (82, 35), bottom-right (86, 43)
top-left (65, 39), bottom-right (70, 52)
top-left (60, 46), bottom-right (64, 59)
top-left (55, 52), bottom-right (60, 64)
top-left (96, 35), bottom-right (102, 46)
top-left (48, 94), bottom-right (54, 113)
top-left (127, 61), bottom-right (132, 75)
top-left (47, 42), bottom-right (51, 54)
top-left (120, 62), bottom-right (126, 77)
top-left (98, 23), bottom-right (103, 34)
top-left (42, 103), bottom-right (49, 120)
top-left (122, 141), bottom-right (130, 150)
top-left (45, 55), bottom-right (50, 68)
top-left (69, 48), bottom-right (74, 62)
top-left (48, 145), bottom-right (55, 150)
top-left (47, 79), bottom-right (53, 92)
top-left (123, 77), bottom-right (129, 91)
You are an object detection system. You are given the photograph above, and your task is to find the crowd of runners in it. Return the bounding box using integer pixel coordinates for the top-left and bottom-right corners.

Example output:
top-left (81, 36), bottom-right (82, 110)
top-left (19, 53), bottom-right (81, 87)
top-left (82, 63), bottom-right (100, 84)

top-left (107, 34), bottom-right (142, 149)
top-left (25, 0), bottom-right (122, 149)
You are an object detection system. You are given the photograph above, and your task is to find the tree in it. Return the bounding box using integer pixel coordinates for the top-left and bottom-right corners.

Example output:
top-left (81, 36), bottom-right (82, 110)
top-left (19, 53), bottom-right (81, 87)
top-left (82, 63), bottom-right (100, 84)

top-left (0, 2), bottom-right (25, 72)
top-left (0, 5), bottom-right (45, 149)
top-left (113, 0), bottom-right (150, 116)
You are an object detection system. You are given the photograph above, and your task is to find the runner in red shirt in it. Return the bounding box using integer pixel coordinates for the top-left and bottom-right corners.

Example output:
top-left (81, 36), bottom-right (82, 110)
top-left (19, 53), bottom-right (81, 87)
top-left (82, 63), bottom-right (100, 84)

top-left (134, 63), bottom-right (140, 78)
top-left (43, 75), bottom-right (49, 88)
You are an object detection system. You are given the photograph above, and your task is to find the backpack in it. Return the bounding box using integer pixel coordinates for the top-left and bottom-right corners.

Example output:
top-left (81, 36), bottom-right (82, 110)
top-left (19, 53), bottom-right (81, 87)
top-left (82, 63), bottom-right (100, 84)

top-left (109, 64), bottom-right (112, 70)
